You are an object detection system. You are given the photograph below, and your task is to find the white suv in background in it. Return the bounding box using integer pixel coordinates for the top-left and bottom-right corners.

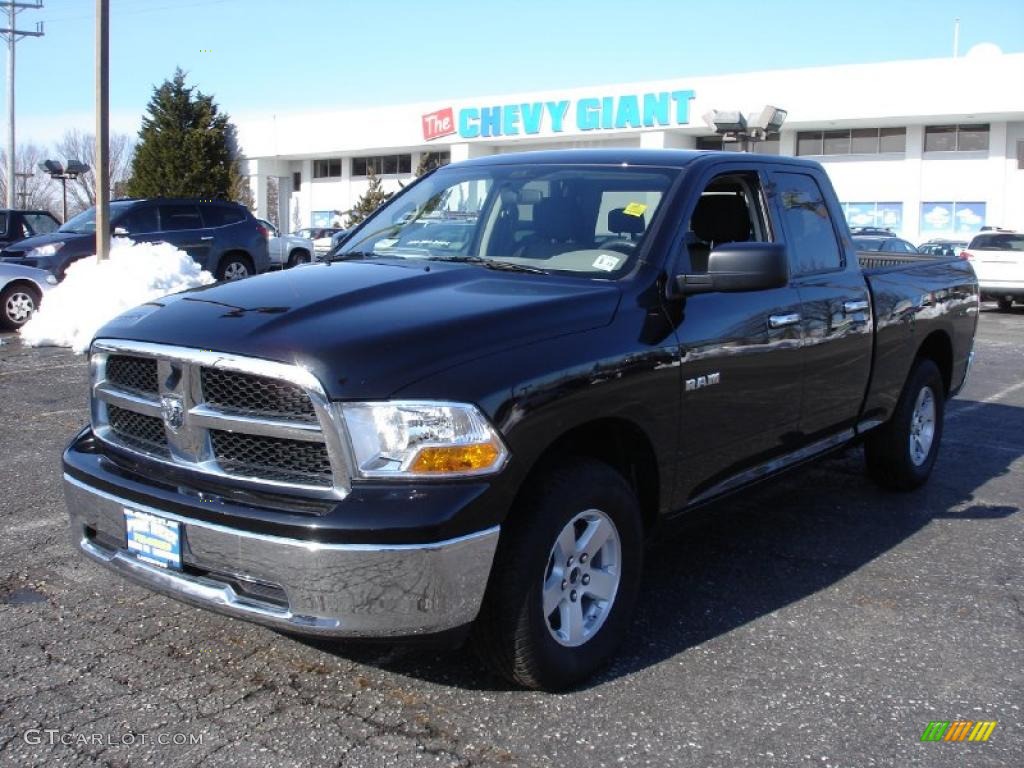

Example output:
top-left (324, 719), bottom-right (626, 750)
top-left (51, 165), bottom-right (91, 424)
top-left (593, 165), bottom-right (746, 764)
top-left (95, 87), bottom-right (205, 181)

top-left (962, 230), bottom-right (1024, 311)
top-left (257, 219), bottom-right (315, 269)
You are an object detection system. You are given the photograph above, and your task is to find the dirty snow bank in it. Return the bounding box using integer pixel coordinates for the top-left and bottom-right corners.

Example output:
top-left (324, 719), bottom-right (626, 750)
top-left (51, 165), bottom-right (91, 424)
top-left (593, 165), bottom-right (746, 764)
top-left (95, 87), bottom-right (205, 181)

top-left (19, 238), bottom-right (214, 353)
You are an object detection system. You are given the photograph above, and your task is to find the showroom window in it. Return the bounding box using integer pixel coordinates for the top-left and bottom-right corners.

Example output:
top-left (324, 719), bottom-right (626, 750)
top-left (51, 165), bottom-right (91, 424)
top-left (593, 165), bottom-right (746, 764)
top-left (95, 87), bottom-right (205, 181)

top-left (920, 201), bottom-right (987, 235)
top-left (842, 202), bottom-right (903, 232)
top-left (696, 133), bottom-right (780, 154)
top-left (796, 127), bottom-right (906, 156)
top-left (924, 124), bottom-right (989, 152)
top-left (418, 151), bottom-right (451, 172)
top-left (312, 159), bottom-right (342, 178)
top-left (352, 154), bottom-right (412, 176)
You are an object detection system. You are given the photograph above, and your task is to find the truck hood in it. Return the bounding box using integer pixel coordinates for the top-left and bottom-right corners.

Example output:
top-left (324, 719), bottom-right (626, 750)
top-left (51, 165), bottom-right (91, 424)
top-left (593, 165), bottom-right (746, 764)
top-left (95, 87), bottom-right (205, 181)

top-left (96, 259), bottom-right (622, 399)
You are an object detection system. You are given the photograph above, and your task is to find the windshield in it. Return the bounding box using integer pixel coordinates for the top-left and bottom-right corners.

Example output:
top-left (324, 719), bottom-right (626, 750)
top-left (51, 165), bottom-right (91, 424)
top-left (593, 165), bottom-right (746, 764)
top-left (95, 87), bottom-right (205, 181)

top-left (58, 202), bottom-right (134, 234)
top-left (336, 163), bottom-right (680, 277)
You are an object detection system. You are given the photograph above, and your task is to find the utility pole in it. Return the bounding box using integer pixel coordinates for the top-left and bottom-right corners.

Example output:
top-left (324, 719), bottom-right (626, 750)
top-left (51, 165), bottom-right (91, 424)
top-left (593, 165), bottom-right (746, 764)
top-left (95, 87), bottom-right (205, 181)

top-left (953, 18), bottom-right (960, 58)
top-left (0, 1), bottom-right (43, 209)
top-left (95, 0), bottom-right (109, 260)
top-left (13, 167), bottom-right (28, 206)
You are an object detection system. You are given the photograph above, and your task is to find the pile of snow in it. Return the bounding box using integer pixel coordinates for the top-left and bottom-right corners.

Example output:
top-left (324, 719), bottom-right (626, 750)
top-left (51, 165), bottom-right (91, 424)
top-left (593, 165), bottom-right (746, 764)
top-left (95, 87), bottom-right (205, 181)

top-left (19, 238), bottom-right (215, 353)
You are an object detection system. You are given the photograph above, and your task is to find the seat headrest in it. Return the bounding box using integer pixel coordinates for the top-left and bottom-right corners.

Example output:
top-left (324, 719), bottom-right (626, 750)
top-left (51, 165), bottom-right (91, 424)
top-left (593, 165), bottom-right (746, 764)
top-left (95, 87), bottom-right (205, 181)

top-left (608, 208), bottom-right (646, 236)
top-left (691, 195), bottom-right (752, 245)
top-left (532, 197), bottom-right (575, 242)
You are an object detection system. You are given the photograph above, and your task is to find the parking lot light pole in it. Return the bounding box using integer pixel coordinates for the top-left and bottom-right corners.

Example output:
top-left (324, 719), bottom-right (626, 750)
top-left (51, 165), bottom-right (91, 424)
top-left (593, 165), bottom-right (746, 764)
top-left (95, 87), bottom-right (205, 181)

top-left (95, 0), bottom-right (109, 260)
top-left (39, 159), bottom-right (89, 222)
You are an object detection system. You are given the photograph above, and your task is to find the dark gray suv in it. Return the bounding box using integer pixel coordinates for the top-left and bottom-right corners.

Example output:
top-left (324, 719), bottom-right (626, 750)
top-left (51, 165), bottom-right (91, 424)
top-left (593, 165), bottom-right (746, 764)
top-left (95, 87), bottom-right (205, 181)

top-left (0, 198), bottom-right (270, 281)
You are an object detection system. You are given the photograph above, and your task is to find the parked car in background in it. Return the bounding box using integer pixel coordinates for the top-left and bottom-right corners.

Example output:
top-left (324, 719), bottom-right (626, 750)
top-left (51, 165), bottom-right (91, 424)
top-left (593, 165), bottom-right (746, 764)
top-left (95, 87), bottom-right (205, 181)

top-left (961, 230), bottom-right (1024, 310)
top-left (256, 219), bottom-right (314, 268)
top-left (294, 227), bottom-right (345, 257)
top-left (0, 209), bottom-right (61, 250)
top-left (918, 239), bottom-right (967, 259)
top-left (849, 226), bottom-right (896, 237)
top-left (851, 235), bottom-right (920, 254)
top-left (0, 199), bottom-right (270, 281)
top-left (0, 262), bottom-right (56, 329)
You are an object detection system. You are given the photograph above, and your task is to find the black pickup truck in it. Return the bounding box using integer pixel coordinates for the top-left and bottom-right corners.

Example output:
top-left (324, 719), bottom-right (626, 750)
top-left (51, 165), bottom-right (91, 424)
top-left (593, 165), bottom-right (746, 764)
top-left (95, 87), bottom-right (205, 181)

top-left (63, 150), bottom-right (978, 690)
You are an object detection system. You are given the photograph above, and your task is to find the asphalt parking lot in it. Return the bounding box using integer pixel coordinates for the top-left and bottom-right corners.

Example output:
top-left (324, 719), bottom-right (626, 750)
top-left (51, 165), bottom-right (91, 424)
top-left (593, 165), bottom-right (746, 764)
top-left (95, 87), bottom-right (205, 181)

top-left (0, 306), bottom-right (1021, 768)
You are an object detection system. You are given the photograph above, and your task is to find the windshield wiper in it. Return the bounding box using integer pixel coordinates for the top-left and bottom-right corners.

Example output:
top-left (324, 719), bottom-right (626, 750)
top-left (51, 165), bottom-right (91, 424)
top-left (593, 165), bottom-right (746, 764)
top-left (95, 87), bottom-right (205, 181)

top-left (426, 255), bottom-right (547, 274)
top-left (323, 250), bottom-right (377, 264)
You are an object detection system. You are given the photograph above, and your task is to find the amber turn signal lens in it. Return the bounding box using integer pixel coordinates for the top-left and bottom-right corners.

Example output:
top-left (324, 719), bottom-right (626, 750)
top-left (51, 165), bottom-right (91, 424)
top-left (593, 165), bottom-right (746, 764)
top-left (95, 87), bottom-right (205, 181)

top-left (409, 443), bottom-right (501, 473)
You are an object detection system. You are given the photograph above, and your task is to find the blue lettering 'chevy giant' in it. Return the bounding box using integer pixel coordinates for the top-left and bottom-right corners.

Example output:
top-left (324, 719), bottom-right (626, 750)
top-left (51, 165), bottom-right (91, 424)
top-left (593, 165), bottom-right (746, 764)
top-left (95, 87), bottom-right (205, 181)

top-left (457, 90), bottom-right (695, 139)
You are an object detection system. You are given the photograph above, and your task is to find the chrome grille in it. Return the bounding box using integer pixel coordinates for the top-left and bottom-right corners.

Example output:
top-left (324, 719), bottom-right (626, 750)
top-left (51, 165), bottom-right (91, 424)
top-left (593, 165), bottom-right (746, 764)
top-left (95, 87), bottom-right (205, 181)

top-left (107, 405), bottom-right (169, 457)
top-left (106, 355), bottom-right (159, 395)
top-left (200, 368), bottom-right (316, 422)
top-left (210, 431), bottom-right (332, 486)
top-left (89, 340), bottom-right (349, 498)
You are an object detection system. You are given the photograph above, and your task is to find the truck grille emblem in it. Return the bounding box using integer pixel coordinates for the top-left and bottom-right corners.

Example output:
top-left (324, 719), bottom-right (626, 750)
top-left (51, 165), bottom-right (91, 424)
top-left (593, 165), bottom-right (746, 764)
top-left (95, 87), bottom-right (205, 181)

top-left (160, 395), bottom-right (185, 432)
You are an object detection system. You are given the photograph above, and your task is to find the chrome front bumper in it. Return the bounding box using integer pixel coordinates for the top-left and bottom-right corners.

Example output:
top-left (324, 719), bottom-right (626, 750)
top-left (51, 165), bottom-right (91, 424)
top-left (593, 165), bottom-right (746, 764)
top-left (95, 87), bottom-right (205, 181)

top-left (63, 474), bottom-right (499, 638)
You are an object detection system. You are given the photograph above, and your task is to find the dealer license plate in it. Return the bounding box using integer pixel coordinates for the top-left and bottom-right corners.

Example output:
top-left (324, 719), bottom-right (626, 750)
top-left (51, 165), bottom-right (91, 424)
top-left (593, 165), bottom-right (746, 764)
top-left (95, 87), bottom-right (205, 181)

top-left (124, 508), bottom-right (182, 570)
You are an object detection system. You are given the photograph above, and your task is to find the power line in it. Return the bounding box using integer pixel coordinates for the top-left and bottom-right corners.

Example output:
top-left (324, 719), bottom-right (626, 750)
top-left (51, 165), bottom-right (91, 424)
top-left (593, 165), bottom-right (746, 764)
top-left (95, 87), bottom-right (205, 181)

top-left (0, 0), bottom-right (44, 209)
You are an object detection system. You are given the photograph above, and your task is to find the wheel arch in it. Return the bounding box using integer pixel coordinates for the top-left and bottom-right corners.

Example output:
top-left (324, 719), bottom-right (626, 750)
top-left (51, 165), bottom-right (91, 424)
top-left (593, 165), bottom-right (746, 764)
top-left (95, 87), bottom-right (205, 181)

top-left (915, 330), bottom-right (953, 395)
top-left (516, 417), bottom-right (660, 535)
top-left (2, 278), bottom-right (43, 299)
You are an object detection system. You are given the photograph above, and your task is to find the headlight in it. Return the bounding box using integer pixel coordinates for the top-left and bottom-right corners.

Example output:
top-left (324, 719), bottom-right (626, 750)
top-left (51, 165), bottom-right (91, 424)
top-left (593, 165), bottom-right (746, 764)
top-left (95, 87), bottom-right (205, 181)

top-left (45, 274), bottom-right (58, 285)
top-left (340, 401), bottom-right (508, 478)
top-left (28, 242), bottom-right (65, 260)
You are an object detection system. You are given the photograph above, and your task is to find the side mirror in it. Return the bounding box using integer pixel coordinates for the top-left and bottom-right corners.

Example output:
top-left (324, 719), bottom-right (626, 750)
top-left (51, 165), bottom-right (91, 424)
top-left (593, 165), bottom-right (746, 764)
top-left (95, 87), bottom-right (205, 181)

top-left (113, 226), bottom-right (129, 236)
top-left (676, 242), bottom-right (788, 295)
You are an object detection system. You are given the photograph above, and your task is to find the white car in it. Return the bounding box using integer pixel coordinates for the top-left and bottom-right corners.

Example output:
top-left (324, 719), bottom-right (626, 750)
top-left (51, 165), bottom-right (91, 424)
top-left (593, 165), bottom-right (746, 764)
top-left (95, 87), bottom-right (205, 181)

top-left (1, 262), bottom-right (56, 329)
top-left (293, 227), bottom-right (345, 257)
top-left (257, 219), bottom-right (315, 269)
top-left (962, 230), bottom-right (1024, 311)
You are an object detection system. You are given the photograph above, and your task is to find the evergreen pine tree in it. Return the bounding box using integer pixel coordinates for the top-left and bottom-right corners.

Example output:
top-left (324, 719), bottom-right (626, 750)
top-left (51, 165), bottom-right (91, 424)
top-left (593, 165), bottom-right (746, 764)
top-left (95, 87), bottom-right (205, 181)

top-left (345, 168), bottom-right (389, 228)
top-left (126, 68), bottom-right (247, 201)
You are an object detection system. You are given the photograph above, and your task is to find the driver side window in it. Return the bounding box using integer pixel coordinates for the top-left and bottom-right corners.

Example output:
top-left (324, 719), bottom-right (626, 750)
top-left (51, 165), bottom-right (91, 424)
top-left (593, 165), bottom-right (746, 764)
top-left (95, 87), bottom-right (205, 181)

top-left (685, 173), bottom-right (770, 273)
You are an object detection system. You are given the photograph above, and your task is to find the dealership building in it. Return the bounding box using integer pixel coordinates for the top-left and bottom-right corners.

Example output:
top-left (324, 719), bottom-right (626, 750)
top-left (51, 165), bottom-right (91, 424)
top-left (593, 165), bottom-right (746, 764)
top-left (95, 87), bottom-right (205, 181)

top-left (240, 49), bottom-right (1024, 242)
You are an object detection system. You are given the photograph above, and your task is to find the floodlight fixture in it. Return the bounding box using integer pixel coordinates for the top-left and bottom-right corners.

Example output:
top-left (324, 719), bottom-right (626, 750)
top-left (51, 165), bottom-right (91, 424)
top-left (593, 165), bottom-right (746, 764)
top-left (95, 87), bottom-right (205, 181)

top-left (39, 158), bottom-right (92, 222)
top-left (709, 110), bottom-right (747, 134)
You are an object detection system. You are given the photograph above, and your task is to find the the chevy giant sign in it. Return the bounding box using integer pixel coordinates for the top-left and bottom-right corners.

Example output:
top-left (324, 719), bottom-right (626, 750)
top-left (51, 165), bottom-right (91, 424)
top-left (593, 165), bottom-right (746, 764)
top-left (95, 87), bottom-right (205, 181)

top-left (422, 90), bottom-right (696, 142)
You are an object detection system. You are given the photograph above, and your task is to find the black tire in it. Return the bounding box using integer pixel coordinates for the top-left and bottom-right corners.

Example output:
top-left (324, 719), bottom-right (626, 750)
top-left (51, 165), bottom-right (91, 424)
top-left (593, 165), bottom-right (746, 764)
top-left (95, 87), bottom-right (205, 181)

top-left (996, 297), bottom-right (1013, 312)
top-left (471, 458), bottom-right (644, 690)
top-left (217, 253), bottom-right (254, 281)
top-left (0, 283), bottom-right (41, 330)
top-left (865, 358), bottom-right (945, 491)
top-left (287, 249), bottom-right (311, 268)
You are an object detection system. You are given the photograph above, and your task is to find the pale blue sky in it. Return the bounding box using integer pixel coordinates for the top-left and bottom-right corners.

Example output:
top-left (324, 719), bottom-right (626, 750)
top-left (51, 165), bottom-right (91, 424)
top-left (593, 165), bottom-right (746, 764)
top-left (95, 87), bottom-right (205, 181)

top-left (12, 0), bottom-right (1024, 145)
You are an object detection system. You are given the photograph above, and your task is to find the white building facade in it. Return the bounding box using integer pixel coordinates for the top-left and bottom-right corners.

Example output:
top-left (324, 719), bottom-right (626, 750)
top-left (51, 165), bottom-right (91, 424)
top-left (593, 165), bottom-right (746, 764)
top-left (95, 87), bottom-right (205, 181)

top-left (240, 51), bottom-right (1024, 242)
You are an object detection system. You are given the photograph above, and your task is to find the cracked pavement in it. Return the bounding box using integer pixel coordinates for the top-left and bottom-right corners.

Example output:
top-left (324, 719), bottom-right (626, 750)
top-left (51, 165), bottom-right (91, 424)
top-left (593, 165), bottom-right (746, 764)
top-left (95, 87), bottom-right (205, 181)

top-left (1, 306), bottom-right (1021, 767)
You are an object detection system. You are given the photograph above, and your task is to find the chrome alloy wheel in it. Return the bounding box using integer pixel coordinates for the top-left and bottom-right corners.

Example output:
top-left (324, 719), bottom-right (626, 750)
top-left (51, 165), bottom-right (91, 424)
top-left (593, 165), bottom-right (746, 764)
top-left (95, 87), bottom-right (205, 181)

top-left (5, 291), bottom-right (35, 324)
top-left (909, 386), bottom-right (936, 466)
top-left (223, 261), bottom-right (250, 281)
top-left (542, 509), bottom-right (622, 647)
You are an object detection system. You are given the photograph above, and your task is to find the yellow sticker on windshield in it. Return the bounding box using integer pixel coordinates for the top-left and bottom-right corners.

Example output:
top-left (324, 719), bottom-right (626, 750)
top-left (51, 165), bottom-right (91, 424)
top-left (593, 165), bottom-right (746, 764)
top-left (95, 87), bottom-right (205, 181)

top-left (623, 202), bottom-right (647, 217)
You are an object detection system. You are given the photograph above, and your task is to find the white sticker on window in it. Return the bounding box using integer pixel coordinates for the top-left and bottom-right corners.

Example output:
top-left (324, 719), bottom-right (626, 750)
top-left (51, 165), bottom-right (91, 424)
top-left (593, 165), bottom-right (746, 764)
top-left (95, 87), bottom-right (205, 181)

top-left (593, 254), bottom-right (621, 272)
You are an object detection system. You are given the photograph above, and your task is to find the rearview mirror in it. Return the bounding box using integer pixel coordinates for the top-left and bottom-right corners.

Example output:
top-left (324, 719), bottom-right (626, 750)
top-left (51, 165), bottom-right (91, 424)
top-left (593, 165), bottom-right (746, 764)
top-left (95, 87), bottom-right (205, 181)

top-left (676, 242), bottom-right (788, 295)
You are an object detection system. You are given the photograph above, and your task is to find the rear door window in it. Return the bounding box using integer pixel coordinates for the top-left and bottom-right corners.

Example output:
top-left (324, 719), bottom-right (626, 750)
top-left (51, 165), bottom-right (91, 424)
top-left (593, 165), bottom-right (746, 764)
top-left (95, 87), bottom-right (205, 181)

top-left (774, 172), bottom-right (842, 274)
top-left (158, 204), bottom-right (203, 231)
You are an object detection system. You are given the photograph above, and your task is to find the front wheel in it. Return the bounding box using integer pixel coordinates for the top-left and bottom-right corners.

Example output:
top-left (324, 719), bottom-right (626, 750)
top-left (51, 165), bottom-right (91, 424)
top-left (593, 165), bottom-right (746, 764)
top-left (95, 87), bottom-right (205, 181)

top-left (1, 284), bottom-right (41, 329)
top-left (996, 297), bottom-right (1014, 312)
top-left (287, 249), bottom-right (311, 268)
top-left (471, 458), bottom-right (643, 690)
top-left (865, 358), bottom-right (945, 491)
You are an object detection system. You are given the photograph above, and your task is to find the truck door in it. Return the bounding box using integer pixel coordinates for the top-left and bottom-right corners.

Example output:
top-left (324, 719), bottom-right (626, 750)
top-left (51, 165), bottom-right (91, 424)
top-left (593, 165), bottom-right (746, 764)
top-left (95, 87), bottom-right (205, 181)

top-left (769, 170), bottom-right (872, 440)
top-left (673, 170), bottom-right (805, 504)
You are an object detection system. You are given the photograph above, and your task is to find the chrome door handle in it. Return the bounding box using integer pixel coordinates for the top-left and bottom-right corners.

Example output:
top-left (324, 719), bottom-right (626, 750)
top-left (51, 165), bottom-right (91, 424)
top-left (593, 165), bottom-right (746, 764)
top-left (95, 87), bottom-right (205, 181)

top-left (200, 236), bottom-right (214, 241)
top-left (843, 299), bottom-right (869, 314)
top-left (768, 313), bottom-right (801, 329)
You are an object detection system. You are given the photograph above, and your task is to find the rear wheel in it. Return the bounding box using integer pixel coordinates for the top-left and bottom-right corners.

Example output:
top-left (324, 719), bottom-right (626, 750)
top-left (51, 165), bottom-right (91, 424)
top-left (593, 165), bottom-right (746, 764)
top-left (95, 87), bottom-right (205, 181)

top-left (287, 249), bottom-right (311, 268)
top-left (865, 358), bottom-right (945, 491)
top-left (217, 254), bottom-right (254, 281)
top-left (996, 297), bottom-right (1014, 312)
top-left (471, 458), bottom-right (643, 690)
top-left (1, 283), bottom-right (41, 329)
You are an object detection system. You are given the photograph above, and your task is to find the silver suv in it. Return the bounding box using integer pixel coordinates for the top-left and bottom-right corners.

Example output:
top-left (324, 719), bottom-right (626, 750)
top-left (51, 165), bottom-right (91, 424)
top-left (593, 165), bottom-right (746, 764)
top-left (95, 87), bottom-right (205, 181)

top-left (963, 231), bottom-right (1024, 311)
